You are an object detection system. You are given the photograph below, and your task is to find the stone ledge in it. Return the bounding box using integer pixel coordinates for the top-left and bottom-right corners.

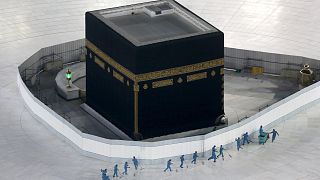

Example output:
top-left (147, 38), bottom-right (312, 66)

top-left (55, 62), bottom-right (86, 100)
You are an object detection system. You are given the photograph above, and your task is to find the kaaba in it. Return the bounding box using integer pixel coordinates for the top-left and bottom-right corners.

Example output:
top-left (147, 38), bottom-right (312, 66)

top-left (85, 0), bottom-right (224, 139)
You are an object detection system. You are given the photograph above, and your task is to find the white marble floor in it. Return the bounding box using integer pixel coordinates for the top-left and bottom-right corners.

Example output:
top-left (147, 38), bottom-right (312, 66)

top-left (1, 0), bottom-right (320, 179)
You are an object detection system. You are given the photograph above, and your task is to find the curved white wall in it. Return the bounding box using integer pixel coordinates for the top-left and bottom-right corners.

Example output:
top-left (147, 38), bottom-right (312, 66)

top-left (17, 69), bottom-right (320, 161)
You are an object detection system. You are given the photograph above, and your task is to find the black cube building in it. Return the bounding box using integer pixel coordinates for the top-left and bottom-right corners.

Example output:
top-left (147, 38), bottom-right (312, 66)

top-left (85, 0), bottom-right (224, 139)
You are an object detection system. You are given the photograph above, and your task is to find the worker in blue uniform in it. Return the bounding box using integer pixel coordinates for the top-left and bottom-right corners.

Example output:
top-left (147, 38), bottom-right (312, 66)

top-left (259, 125), bottom-right (264, 136)
top-left (164, 159), bottom-right (173, 172)
top-left (113, 164), bottom-right (119, 177)
top-left (132, 156), bottom-right (139, 170)
top-left (101, 169), bottom-right (110, 180)
top-left (208, 145), bottom-right (217, 162)
top-left (191, 151), bottom-right (198, 164)
top-left (122, 162), bottom-right (130, 175)
top-left (236, 137), bottom-right (241, 151)
top-left (180, 155), bottom-right (185, 168)
top-left (217, 145), bottom-right (224, 160)
top-left (242, 132), bottom-right (250, 145)
top-left (271, 129), bottom-right (279, 142)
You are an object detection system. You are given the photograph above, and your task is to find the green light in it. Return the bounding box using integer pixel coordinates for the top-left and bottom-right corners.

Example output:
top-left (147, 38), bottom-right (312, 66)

top-left (66, 73), bottom-right (72, 79)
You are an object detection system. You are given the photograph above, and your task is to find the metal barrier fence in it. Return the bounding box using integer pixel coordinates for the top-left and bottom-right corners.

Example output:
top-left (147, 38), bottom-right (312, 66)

top-left (19, 39), bottom-right (320, 85)
top-left (17, 39), bottom-right (320, 162)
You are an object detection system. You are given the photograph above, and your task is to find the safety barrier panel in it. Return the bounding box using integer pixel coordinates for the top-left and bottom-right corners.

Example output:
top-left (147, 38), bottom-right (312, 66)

top-left (17, 39), bottom-right (320, 163)
top-left (17, 70), bottom-right (320, 161)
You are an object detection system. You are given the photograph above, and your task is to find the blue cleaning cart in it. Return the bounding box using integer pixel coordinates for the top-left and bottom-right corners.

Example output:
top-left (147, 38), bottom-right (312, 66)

top-left (258, 132), bottom-right (269, 144)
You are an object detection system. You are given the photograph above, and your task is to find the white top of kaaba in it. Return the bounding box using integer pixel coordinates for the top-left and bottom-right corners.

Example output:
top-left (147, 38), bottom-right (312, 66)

top-left (91, 0), bottom-right (219, 46)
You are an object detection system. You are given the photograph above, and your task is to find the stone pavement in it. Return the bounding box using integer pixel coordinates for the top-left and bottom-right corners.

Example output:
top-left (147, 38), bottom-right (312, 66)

top-left (1, 0), bottom-right (320, 179)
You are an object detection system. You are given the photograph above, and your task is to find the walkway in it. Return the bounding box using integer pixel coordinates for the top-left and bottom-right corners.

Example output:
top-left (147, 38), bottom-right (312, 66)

top-left (1, 0), bottom-right (320, 179)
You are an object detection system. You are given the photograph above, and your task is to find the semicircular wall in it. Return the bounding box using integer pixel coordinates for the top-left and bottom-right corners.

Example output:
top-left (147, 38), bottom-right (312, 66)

top-left (18, 39), bottom-right (320, 163)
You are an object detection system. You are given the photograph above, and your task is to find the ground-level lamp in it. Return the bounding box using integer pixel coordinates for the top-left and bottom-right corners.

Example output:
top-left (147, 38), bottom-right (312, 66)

top-left (66, 69), bottom-right (72, 88)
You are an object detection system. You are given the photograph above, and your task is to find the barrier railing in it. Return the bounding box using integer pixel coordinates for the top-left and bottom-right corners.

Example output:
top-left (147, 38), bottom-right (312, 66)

top-left (17, 39), bottom-right (320, 162)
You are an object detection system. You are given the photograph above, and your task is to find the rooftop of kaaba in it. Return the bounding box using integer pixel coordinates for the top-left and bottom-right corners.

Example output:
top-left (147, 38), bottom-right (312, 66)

top-left (90, 0), bottom-right (218, 44)
top-left (2, 0), bottom-right (320, 179)
top-left (108, 13), bottom-right (201, 43)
